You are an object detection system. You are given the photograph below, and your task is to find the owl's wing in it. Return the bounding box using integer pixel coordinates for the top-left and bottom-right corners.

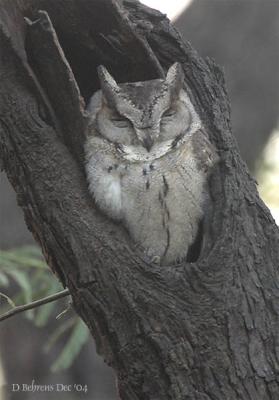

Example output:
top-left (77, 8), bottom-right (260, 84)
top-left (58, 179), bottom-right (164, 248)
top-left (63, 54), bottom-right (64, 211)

top-left (192, 129), bottom-right (219, 173)
top-left (86, 90), bottom-right (102, 123)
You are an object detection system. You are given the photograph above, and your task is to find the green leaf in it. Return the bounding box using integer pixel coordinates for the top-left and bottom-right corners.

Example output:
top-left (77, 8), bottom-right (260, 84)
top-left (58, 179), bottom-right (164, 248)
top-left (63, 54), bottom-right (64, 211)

top-left (44, 317), bottom-right (76, 353)
top-left (29, 269), bottom-right (52, 292)
top-left (5, 269), bottom-right (32, 303)
top-left (0, 271), bottom-right (9, 287)
top-left (6, 269), bottom-right (35, 320)
top-left (34, 280), bottom-right (63, 327)
top-left (0, 246), bottom-right (64, 323)
top-left (0, 256), bottom-right (18, 269)
top-left (0, 291), bottom-right (16, 307)
top-left (34, 301), bottom-right (56, 327)
top-left (14, 246), bottom-right (43, 258)
top-left (50, 319), bottom-right (89, 372)
top-left (0, 251), bottom-right (47, 269)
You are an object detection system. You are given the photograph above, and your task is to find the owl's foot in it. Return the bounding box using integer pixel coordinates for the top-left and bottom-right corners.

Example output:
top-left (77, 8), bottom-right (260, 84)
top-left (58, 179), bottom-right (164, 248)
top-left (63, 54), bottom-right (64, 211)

top-left (140, 252), bottom-right (161, 266)
top-left (134, 242), bottom-right (162, 265)
top-left (151, 255), bottom-right (161, 264)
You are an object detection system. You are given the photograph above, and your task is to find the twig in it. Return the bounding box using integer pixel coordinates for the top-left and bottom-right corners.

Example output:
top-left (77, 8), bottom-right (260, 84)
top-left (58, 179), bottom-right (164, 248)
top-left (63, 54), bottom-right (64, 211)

top-left (0, 289), bottom-right (70, 322)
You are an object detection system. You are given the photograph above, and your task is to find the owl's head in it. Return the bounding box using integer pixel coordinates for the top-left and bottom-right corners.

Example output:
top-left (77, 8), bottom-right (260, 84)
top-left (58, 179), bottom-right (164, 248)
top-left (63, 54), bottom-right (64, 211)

top-left (93, 63), bottom-right (201, 154)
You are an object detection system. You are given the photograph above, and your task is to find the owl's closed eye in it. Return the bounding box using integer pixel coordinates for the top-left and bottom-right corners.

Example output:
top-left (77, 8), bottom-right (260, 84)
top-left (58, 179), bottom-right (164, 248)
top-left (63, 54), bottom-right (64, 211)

top-left (89, 62), bottom-right (200, 154)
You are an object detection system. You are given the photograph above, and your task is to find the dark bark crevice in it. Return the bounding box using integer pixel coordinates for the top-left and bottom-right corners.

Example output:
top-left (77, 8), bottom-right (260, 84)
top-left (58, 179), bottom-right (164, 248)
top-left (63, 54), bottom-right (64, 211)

top-left (0, 1), bottom-right (279, 399)
top-left (25, 10), bottom-right (86, 163)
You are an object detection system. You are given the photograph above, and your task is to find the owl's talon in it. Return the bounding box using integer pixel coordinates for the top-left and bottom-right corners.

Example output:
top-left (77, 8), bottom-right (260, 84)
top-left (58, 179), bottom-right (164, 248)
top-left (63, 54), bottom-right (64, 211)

top-left (151, 255), bottom-right (161, 264)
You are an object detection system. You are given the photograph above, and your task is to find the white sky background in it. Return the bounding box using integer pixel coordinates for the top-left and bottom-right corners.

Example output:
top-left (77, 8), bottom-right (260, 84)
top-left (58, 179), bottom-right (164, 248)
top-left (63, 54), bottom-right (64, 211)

top-left (140, 0), bottom-right (192, 20)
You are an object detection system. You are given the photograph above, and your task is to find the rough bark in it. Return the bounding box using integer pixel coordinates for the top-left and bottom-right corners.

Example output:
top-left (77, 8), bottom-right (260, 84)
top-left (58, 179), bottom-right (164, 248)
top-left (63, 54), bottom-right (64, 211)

top-left (0, 1), bottom-right (279, 399)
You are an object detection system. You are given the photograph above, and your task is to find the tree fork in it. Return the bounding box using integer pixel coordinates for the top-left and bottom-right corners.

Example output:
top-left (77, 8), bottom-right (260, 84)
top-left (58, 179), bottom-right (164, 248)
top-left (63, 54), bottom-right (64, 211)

top-left (0, 1), bottom-right (279, 399)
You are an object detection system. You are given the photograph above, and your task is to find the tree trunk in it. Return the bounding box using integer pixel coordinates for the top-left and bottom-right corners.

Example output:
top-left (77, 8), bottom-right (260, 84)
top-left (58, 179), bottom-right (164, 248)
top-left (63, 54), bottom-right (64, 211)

top-left (0, 1), bottom-right (278, 399)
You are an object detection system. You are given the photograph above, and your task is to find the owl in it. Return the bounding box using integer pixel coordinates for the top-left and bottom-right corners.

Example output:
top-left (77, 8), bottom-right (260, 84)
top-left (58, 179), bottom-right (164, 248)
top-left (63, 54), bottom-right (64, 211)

top-left (85, 63), bottom-right (218, 265)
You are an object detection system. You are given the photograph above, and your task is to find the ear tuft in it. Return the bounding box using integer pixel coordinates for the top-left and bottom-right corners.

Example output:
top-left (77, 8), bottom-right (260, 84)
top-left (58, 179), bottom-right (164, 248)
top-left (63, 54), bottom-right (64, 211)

top-left (97, 65), bottom-right (120, 95)
top-left (165, 62), bottom-right (184, 96)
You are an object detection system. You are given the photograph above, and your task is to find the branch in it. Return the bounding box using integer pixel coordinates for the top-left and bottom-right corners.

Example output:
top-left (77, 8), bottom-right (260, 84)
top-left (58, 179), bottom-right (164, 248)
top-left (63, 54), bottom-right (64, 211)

top-left (0, 289), bottom-right (70, 322)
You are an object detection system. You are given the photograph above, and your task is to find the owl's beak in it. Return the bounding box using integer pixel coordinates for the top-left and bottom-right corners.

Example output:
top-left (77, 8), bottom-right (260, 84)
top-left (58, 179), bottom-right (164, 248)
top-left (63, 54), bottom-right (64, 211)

top-left (143, 135), bottom-right (154, 152)
top-left (136, 128), bottom-right (155, 151)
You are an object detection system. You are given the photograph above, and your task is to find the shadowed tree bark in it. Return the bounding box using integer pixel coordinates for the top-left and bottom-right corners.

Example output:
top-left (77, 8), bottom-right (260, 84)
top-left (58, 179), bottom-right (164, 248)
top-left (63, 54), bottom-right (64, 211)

top-left (0, 1), bottom-right (279, 399)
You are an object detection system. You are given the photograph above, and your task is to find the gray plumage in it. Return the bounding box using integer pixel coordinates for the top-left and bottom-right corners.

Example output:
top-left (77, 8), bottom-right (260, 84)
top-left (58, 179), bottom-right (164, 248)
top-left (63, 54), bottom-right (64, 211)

top-left (85, 63), bottom-right (218, 264)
